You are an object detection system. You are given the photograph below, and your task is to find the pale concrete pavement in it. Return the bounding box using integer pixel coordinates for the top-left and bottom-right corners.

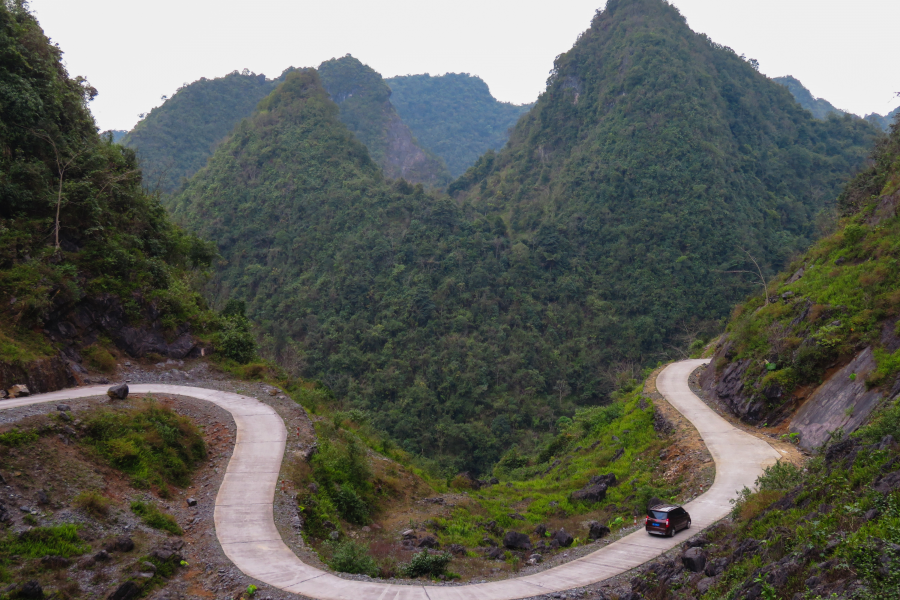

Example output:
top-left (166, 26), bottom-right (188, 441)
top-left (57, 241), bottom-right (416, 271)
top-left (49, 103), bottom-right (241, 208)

top-left (8, 359), bottom-right (780, 599)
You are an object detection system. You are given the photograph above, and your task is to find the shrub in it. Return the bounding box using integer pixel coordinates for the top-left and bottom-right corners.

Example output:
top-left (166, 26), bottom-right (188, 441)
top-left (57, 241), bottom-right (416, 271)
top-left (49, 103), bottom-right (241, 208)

top-left (755, 461), bottom-right (804, 491)
top-left (130, 500), bottom-right (183, 535)
top-left (0, 428), bottom-right (38, 446)
top-left (73, 490), bottom-right (113, 517)
top-left (401, 550), bottom-right (452, 578)
top-left (328, 540), bottom-right (378, 576)
top-left (82, 344), bottom-right (117, 373)
top-left (82, 401), bottom-right (206, 488)
top-left (6, 525), bottom-right (89, 558)
top-left (218, 315), bottom-right (257, 364)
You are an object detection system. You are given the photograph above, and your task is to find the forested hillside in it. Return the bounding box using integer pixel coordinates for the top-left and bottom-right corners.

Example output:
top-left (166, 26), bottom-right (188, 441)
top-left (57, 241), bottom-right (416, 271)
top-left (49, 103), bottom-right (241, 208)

top-left (450, 0), bottom-right (879, 376)
top-left (773, 75), bottom-right (845, 120)
top-left (700, 117), bottom-right (900, 446)
top-left (317, 55), bottom-right (450, 187)
top-left (121, 71), bottom-right (281, 194)
top-left (0, 2), bottom-right (218, 390)
top-left (866, 106), bottom-right (900, 132)
top-left (386, 73), bottom-right (531, 178)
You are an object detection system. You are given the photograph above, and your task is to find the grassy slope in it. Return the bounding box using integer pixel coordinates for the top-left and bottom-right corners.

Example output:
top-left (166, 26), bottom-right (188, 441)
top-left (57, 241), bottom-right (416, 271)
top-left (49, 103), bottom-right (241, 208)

top-left (632, 399), bottom-right (900, 600)
top-left (707, 120), bottom-right (900, 427)
top-left (0, 400), bottom-right (203, 594)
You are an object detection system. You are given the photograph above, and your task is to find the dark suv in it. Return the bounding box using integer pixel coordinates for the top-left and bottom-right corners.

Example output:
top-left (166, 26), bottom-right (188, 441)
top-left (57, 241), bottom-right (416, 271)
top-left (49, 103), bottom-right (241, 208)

top-left (645, 505), bottom-right (691, 537)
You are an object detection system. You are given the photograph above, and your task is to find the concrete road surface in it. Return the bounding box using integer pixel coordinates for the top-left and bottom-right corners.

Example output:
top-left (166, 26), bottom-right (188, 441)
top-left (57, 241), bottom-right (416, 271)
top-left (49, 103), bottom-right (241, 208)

top-left (6, 359), bottom-right (780, 599)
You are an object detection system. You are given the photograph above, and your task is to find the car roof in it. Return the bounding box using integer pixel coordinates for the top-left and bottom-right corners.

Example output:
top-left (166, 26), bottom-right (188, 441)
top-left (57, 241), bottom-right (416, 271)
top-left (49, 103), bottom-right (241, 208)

top-left (650, 506), bottom-right (679, 512)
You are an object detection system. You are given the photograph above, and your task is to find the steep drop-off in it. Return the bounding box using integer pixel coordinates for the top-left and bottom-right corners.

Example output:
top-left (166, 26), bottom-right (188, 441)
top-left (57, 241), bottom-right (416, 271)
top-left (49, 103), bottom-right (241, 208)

top-left (386, 73), bottom-right (532, 178)
top-left (700, 118), bottom-right (900, 450)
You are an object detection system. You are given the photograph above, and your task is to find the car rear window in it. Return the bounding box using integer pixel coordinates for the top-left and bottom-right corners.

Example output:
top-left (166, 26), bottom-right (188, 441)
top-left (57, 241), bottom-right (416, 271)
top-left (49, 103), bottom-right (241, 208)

top-left (649, 511), bottom-right (668, 520)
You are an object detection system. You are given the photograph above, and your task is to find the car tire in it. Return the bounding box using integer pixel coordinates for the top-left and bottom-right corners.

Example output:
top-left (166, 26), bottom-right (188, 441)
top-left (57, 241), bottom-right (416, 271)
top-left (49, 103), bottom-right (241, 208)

top-left (686, 519), bottom-right (691, 530)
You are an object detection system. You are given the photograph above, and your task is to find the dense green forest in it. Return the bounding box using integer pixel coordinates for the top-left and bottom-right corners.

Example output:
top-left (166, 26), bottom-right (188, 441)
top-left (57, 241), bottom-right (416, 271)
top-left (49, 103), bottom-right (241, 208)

top-left (317, 55), bottom-right (450, 187)
top-left (450, 0), bottom-right (879, 381)
top-left (169, 0), bottom-right (879, 474)
top-left (773, 75), bottom-right (846, 121)
top-left (704, 115), bottom-right (900, 428)
top-left (386, 73), bottom-right (531, 178)
top-left (121, 70), bottom-right (282, 193)
top-left (0, 1), bottom-right (216, 370)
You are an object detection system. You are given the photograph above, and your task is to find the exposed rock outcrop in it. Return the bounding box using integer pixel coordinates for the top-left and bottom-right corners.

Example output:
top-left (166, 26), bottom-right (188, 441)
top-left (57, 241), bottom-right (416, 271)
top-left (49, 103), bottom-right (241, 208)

top-left (789, 347), bottom-right (884, 451)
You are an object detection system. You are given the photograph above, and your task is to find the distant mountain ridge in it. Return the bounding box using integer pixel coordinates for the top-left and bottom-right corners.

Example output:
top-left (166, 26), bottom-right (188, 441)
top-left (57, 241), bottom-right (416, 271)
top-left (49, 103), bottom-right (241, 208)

top-left (121, 70), bottom-right (283, 194)
top-left (317, 56), bottom-right (450, 188)
top-left (120, 62), bottom-right (529, 191)
top-left (774, 75), bottom-right (899, 132)
top-left (386, 73), bottom-right (532, 178)
top-left (167, 0), bottom-right (880, 473)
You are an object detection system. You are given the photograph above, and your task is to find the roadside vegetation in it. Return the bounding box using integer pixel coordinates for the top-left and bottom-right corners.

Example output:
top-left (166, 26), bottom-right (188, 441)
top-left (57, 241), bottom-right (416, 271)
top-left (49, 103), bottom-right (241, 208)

top-left (709, 116), bottom-right (900, 425)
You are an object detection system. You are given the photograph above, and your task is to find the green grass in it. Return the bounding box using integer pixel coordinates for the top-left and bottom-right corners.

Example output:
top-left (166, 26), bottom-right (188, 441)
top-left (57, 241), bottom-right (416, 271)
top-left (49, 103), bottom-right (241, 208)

top-left (131, 500), bottom-right (183, 535)
top-left (0, 428), bottom-right (38, 447)
top-left (696, 399), bottom-right (900, 600)
top-left (82, 398), bottom-right (206, 489)
top-left (3, 525), bottom-right (90, 559)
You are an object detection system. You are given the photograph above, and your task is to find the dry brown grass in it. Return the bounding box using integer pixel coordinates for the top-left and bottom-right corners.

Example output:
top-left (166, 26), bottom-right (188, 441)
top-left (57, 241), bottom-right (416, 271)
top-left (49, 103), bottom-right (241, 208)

top-left (73, 490), bottom-right (113, 518)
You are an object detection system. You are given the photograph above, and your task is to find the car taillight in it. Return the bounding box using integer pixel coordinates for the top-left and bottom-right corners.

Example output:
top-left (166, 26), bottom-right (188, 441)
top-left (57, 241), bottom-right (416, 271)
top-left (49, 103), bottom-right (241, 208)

top-left (645, 516), bottom-right (649, 524)
top-left (665, 519), bottom-right (669, 526)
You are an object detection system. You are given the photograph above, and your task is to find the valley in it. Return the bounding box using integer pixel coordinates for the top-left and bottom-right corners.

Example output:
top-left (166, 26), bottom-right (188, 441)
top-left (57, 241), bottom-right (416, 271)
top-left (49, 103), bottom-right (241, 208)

top-left (2, 0), bottom-right (900, 597)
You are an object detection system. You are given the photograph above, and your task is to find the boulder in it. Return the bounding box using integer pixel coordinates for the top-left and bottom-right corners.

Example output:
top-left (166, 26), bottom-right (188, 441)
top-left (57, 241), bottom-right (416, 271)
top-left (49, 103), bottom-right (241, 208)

top-left (186, 497), bottom-right (198, 507)
top-left (588, 521), bottom-right (610, 540)
top-left (7, 384), bottom-right (29, 398)
top-left (533, 524), bottom-right (547, 537)
top-left (527, 553), bottom-right (543, 565)
top-left (106, 536), bottom-right (135, 553)
top-left (401, 529), bottom-right (416, 540)
top-left (697, 575), bottom-right (720, 595)
top-left (40, 555), bottom-right (70, 569)
top-left (56, 404), bottom-right (71, 412)
top-left (874, 470), bottom-right (900, 494)
top-left (684, 535), bottom-right (710, 548)
top-left (167, 333), bottom-right (196, 359)
top-left (447, 544), bottom-right (466, 556)
top-left (107, 384), bottom-right (129, 400)
top-left (94, 550), bottom-right (111, 561)
top-left (417, 535), bottom-right (439, 549)
top-left (20, 581), bottom-right (43, 600)
top-left (681, 547), bottom-right (707, 573)
top-left (572, 481), bottom-right (608, 503)
top-left (502, 531), bottom-right (532, 551)
top-left (106, 581), bottom-right (140, 600)
top-left (486, 547), bottom-right (504, 560)
top-left (553, 528), bottom-right (574, 548)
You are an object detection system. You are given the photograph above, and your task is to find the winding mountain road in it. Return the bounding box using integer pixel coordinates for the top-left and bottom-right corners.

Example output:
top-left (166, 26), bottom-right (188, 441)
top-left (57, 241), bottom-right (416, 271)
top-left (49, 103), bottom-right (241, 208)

top-left (7, 359), bottom-right (780, 599)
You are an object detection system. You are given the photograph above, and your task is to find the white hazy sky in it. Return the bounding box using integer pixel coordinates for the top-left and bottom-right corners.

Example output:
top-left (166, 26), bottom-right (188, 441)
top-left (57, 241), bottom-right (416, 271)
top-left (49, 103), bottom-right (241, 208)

top-left (28, 0), bottom-right (900, 132)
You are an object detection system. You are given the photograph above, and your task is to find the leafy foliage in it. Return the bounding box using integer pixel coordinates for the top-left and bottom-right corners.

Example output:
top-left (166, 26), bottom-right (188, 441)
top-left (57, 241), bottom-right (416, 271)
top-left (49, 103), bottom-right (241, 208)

top-left (82, 399), bottom-right (207, 488)
top-left (692, 400), bottom-right (900, 600)
top-left (328, 539), bottom-right (379, 576)
top-left (170, 1), bottom-right (878, 474)
top-left (318, 55), bottom-right (450, 187)
top-left (122, 70), bottom-right (282, 194)
top-left (714, 116), bottom-right (900, 418)
top-left (0, 1), bottom-right (218, 365)
top-left (386, 73), bottom-right (531, 178)
top-left (401, 550), bottom-right (453, 578)
top-left (131, 500), bottom-right (183, 535)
